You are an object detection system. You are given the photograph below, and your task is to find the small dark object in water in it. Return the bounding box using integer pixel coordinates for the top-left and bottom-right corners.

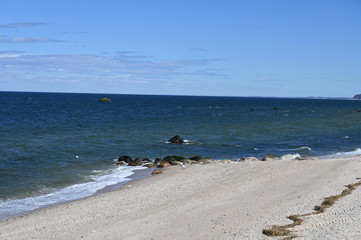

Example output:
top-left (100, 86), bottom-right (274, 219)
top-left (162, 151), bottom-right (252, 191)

top-left (168, 135), bottom-right (184, 144)
top-left (99, 97), bottom-right (112, 102)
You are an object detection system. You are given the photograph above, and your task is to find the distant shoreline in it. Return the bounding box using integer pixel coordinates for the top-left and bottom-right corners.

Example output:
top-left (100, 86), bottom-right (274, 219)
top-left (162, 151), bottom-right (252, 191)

top-left (0, 90), bottom-right (355, 100)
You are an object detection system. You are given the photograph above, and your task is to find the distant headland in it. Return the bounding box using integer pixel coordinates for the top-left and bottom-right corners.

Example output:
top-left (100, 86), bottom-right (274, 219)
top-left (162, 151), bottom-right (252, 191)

top-left (353, 94), bottom-right (361, 100)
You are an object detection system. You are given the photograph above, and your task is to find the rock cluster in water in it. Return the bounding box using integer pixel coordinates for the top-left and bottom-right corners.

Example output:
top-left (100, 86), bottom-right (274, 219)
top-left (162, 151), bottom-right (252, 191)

top-left (115, 135), bottom-right (305, 174)
top-left (115, 155), bottom-right (213, 169)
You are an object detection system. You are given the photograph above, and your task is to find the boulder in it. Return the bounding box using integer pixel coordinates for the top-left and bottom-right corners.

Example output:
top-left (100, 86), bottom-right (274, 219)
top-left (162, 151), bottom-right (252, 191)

top-left (142, 158), bottom-right (152, 163)
top-left (243, 157), bottom-right (259, 162)
top-left (98, 97), bottom-right (112, 102)
top-left (118, 155), bottom-right (132, 163)
top-left (189, 155), bottom-right (202, 161)
top-left (170, 161), bottom-right (184, 166)
top-left (128, 161), bottom-right (141, 166)
top-left (143, 163), bottom-right (156, 168)
top-left (163, 155), bottom-right (187, 164)
top-left (220, 159), bottom-right (231, 164)
top-left (134, 157), bottom-right (143, 164)
top-left (115, 161), bottom-right (126, 166)
top-left (198, 158), bottom-right (214, 164)
top-left (168, 135), bottom-right (184, 144)
top-left (154, 158), bottom-right (162, 165)
top-left (157, 161), bottom-right (172, 168)
top-left (186, 159), bottom-right (197, 164)
top-left (128, 157), bottom-right (143, 166)
top-left (151, 169), bottom-right (163, 175)
top-left (262, 153), bottom-right (278, 161)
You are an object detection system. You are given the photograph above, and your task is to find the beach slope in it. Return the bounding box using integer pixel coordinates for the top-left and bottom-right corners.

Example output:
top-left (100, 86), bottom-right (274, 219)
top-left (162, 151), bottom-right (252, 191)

top-left (1, 157), bottom-right (361, 239)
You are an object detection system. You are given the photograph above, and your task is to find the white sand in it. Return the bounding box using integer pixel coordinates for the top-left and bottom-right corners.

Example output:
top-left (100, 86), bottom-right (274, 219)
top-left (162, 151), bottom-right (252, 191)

top-left (1, 156), bottom-right (361, 240)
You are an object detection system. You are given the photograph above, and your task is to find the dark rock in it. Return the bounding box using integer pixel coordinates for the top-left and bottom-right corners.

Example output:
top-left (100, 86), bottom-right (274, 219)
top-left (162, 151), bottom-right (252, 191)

top-left (98, 97), bottom-right (112, 102)
top-left (168, 135), bottom-right (184, 144)
top-left (169, 161), bottom-right (183, 166)
top-left (189, 155), bottom-right (202, 161)
top-left (128, 161), bottom-right (141, 166)
top-left (144, 163), bottom-right (156, 168)
top-left (134, 158), bottom-right (143, 164)
top-left (142, 158), bottom-right (152, 163)
top-left (128, 157), bottom-right (143, 166)
top-left (242, 157), bottom-right (259, 162)
top-left (157, 161), bottom-right (172, 168)
top-left (154, 158), bottom-right (162, 164)
top-left (163, 155), bottom-right (187, 164)
top-left (262, 153), bottom-right (278, 161)
top-left (151, 169), bottom-right (163, 175)
top-left (118, 155), bottom-right (132, 163)
top-left (115, 161), bottom-right (126, 166)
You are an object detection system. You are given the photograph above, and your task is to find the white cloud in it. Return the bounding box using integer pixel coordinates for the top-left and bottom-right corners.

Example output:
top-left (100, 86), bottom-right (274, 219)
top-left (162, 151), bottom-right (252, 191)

top-left (0, 22), bottom-right (47, 28)
top-left (0, 36), bottom-right (61, 43)
top-left (0, 53), bottom-right (226, 93)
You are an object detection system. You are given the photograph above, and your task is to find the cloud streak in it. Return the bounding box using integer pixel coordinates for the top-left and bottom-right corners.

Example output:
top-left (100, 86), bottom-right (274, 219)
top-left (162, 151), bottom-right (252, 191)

top-left (0, 36), bottom-right (61, 43)
top-left (0, 53), bottom-right (226, 88)
top-left (0, 50), bottom-right (25, 54)
top-left (0, 22), bottom-right (47, 28)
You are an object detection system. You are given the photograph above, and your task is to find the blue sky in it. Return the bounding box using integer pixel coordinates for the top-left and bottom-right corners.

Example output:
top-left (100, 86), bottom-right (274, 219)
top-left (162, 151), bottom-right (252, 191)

top-left (0, 0), bottom-right (360, 97)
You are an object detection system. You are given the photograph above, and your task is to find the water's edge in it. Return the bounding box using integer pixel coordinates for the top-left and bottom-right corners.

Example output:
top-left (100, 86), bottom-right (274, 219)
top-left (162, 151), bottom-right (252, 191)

top-left (0, 167), bottom-right (154, 222)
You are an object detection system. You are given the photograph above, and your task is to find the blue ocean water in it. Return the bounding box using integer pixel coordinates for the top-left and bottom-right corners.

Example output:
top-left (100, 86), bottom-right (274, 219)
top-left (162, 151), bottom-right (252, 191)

top-left (1, 91), bottom-right (361, 219)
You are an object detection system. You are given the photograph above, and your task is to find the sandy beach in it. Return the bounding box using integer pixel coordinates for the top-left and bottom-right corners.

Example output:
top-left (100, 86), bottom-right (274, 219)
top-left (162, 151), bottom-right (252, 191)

top-left (1, 156), bottom-right (361, 240)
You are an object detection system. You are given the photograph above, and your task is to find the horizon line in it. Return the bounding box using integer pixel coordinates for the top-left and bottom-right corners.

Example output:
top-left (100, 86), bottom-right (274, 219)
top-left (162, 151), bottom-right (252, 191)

top-left (0, 90), bottom-right (355, 100)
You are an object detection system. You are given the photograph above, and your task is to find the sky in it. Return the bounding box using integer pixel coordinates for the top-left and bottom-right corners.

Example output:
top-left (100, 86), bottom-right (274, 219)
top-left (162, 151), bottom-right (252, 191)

top-left (0, 0), bottom-right (360, 97)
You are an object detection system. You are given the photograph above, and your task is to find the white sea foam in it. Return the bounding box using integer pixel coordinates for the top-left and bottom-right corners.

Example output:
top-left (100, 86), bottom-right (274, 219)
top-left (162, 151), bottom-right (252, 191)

top-left (285, 146), bottom-right (312, 151)
top-left (280, 153), bottom-right (301, 160)
top-left (322, 148), bottom-right (361, 159)
top-left (183, 139), bottom-right (196, 145)
top-left (297, 146), bottom-right (312, 151)
top-left (0, 165), bottom-right (144, 221)
top-left (165, 139), bottom-right (196, 144)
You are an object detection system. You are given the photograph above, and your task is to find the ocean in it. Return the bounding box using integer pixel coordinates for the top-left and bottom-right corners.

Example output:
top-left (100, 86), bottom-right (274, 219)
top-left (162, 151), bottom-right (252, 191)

top-left (1, 91), bottom-right (361, 220)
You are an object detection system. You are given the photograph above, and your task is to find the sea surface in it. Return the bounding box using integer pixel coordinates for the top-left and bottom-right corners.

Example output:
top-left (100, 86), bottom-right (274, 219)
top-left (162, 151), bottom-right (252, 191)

top-left (1, 91), bottom-right (361, 220)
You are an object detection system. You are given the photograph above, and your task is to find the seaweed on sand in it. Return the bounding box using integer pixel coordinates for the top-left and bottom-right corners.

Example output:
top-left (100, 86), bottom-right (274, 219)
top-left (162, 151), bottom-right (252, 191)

top-left (262, 179), bottom-right (361, 239)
